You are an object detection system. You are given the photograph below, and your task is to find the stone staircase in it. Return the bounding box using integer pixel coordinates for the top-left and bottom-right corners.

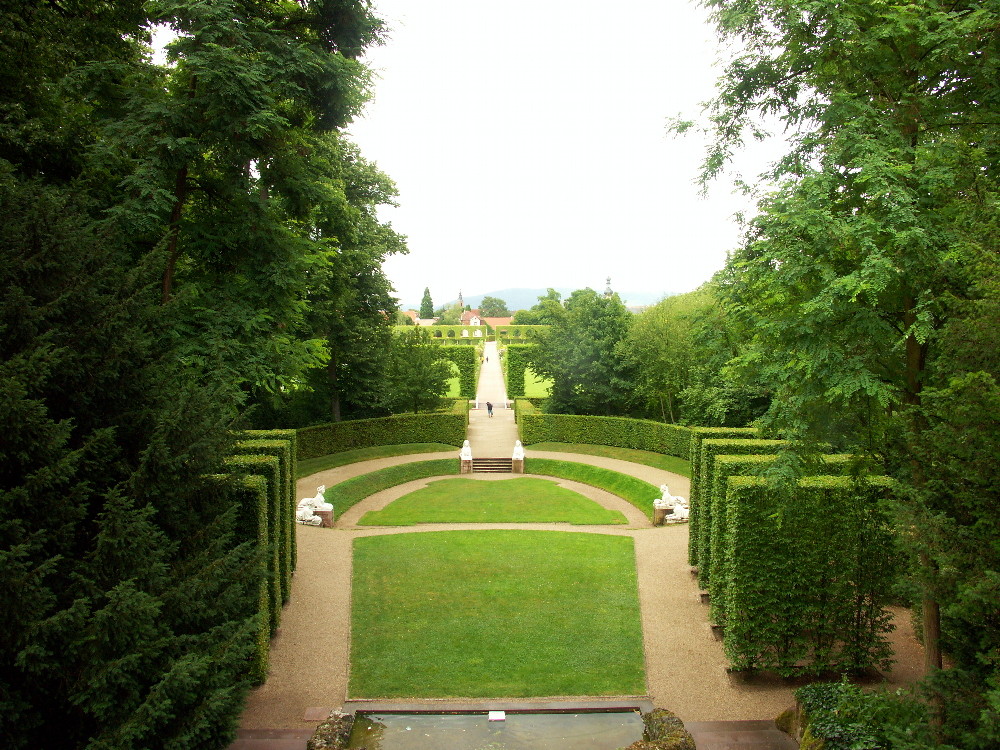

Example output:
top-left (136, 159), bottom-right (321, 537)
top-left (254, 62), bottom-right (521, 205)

top-left (683, 719), bottom-right (798, 749)
top-left (472, 457), bottom-right (513, 473)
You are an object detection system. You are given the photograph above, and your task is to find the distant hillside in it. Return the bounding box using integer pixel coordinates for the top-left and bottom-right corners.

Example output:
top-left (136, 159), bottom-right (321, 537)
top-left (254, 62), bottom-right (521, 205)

top-left (402, 288), bottom-right (676, 312)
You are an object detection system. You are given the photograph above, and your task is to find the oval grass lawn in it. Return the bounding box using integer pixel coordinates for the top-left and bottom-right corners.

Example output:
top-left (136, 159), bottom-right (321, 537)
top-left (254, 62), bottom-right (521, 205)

top-left (349, 530), bottom-right (646, 698)
top-left (357, 477), bottom-right (627, 525)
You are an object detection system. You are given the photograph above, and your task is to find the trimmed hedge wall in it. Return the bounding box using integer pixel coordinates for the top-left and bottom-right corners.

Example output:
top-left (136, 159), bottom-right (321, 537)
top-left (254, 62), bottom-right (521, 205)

top-left (297, 414), bottom-right (466, 459)
top-left (706, 453), bottom-right (854, 626)
top-left (695, 438), bottom-right (785, 588)
top-left (440, 345), bottom-right (477, 398)
top-left (504, 344), bottom-right (533, 397)
top-left (687, 427), bottom-right (758, 566)
top-left (723, 475), bottom-right (898, 676)
top-left (241, 429), bottom-right (297, 574)
top-left (517, 412), bottom-right (692, 458)
top-left (494, 325), bottom-right (548, 341)
top-left (237, 437), bottom-right (296, 599)
top-left (225, 454), bottom-right (283, 637)
top-left (221, 474), bottom-right (271, 685)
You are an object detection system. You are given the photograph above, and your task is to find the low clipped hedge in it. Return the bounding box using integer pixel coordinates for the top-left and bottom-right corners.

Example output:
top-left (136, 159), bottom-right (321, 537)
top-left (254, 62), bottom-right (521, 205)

top-left (297, 413), bottom-right (466, 460)
top-left (723, 475), bottom-right (898, 676)
top-left (687, 427), bottom-right (758, 566)
top-left (494, 324), bottom-right (548, 341)
top-left (517, 411), bottom-right (692, 459)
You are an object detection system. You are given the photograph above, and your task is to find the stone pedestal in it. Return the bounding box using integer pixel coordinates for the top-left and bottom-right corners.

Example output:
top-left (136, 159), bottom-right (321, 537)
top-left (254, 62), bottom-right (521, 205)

top-left (315, 509), bottom-right (333, 528)
top-left (460, 458), bottom-right (473, 474)
top-left (653, 507), bottom-right (668, 526)
top-left (512, 457), bottom-right (524, 474)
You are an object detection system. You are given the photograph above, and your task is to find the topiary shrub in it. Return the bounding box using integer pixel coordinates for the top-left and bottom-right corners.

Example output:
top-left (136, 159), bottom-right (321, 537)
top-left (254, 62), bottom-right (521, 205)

top-left (307, 710), bottom-right (354, 749)
top-left (622, 708), bottom-right (696, 750)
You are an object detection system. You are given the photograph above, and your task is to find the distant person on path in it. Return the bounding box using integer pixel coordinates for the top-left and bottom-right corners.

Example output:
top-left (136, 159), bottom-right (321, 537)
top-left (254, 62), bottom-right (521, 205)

top-left (486, 401), bottom-right (493, 417)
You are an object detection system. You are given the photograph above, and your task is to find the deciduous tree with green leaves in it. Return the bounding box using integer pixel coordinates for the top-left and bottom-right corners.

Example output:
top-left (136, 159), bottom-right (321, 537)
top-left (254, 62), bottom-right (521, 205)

top-left (693, 0), bottom-right (1000, 740)
top-left (479, 295), bottom-right (510, 317)
top-left (384, 328), bottom-right (454, 414)
top-left (527, 288), bottom-right (634, 416)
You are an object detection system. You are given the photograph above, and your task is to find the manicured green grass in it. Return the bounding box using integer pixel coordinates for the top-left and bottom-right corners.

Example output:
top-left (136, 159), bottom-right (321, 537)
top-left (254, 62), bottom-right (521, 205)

top-left (523, 367), bottom-right (552, 398)
top-left (526, 458), bottom-right (661, 520)
top-left (323, 460), bottom-right (458, 516)
top-left (358, 477), bottom-right (627, 525)
top-left (350, 531), bottom-right (645, 698)
top-left (528, 442), bottom-right (692, 477)
top-left (296, 444), bottom-right (456, 479)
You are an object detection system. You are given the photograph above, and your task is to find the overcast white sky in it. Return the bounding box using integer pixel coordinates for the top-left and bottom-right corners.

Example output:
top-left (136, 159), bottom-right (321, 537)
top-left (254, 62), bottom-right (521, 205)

top-left (346, 0), bottom-right (778, 308)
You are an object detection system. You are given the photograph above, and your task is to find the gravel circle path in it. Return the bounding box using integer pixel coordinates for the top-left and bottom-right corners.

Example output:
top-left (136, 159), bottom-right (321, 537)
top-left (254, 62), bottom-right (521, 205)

top-left (238, 454), bottom-right (926, 730)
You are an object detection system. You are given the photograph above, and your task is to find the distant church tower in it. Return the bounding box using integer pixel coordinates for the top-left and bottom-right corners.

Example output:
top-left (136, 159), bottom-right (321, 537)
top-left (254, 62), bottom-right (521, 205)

top-left (604, 277), bottom-right (614, 298)
top-left (458, 290), bottom-right (464, 308)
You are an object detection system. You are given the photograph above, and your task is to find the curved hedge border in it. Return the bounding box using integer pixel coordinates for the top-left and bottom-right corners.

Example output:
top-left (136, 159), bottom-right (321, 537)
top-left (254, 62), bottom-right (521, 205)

top-left (516, 408), bottom-right (692, 459)
top-left (297, 413), bottom-right (466, 460)
top-left (325, 459), bottom-right (458, 516)
top-left (527, 457), bottom-right (660, 520)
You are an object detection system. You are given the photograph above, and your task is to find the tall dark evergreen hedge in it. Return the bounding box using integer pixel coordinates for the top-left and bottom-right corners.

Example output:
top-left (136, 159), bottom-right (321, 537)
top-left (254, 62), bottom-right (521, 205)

top-left (0, 176), bottom-right (262, 749)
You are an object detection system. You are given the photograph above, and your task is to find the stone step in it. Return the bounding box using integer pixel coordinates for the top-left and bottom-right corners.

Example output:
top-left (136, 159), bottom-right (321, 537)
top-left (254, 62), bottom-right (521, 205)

top-left (472, 457), bottom-right (513, 473)
top-left (683, 720), bottom-right (797, 750)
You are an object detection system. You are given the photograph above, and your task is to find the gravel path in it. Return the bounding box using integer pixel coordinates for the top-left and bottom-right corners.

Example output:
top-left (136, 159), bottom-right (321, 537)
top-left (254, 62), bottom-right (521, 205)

top-left (238, 457), bottom-right (926, 730)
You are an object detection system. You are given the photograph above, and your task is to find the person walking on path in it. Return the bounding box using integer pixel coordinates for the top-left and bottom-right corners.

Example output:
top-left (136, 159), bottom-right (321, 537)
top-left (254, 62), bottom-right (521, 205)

top-left (486, 401), bottom-right (493, 417)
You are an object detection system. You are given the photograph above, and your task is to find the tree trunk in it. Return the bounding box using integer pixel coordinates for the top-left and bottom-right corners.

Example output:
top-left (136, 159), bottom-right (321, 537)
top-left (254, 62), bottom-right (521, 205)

top-left (161, 164), bottom-right (188, 303)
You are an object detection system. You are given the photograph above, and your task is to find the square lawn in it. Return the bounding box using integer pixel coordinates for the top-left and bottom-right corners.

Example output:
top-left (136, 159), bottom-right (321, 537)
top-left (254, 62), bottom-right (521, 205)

top-left (349, 530), bottom-right (645, 698)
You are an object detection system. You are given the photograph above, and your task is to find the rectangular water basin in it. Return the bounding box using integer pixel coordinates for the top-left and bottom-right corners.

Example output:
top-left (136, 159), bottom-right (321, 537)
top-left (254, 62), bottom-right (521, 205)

top-left (347, 710), bottom-right (645, 750)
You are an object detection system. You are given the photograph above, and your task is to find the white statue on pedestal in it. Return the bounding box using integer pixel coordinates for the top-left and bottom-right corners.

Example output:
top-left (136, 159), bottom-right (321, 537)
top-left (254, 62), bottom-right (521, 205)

top-left (511, 440), bottom-right (524, 460)
top-left (296, 485), bottom-right (332, 525)
top-left (460, 440), bottom-right (473, 460)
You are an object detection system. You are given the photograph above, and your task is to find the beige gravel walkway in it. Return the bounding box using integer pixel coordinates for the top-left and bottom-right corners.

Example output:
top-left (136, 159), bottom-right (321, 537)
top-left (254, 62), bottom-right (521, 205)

top-left (238, 347), bottom-right (925, 731)
top-left (239, 454), bottom-right (924, 730)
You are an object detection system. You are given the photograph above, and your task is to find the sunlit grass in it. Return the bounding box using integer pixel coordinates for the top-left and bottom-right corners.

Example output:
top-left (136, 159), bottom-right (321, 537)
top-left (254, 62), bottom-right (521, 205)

top-left (350, 530), bottom-right (645, 698)
top-left (523, 367), bottom-right (552, 398)
top-left (358, 477), bottom-right (627, 525)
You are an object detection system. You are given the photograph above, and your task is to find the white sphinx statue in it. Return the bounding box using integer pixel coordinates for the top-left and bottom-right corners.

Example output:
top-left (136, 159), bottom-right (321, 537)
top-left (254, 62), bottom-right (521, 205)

top-left (296, 485), bottom-right (333, 525)
top-left (654, 484), bottom-right (690, 522)
top-left (511, 440), bottom-right (525, 460)
top-left (460, 440), bottom-right (473, 461)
